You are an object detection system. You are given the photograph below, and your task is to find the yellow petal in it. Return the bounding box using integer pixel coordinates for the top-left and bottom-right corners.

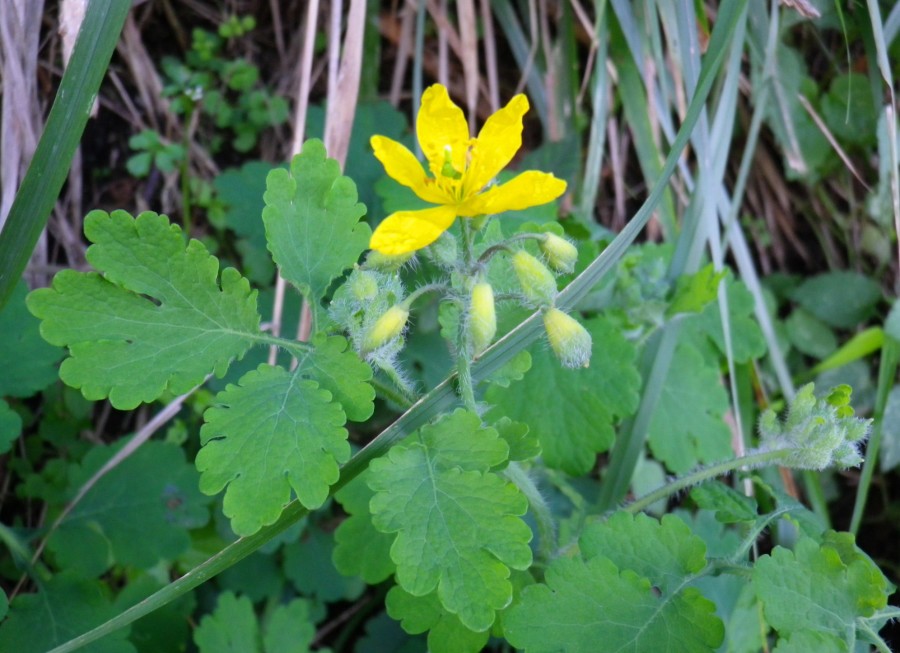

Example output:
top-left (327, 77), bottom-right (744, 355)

top-left (458, 171), bottom-right (567, 216)
top-left (416, 84), bottom-right (470, 179)
top-left (370, 135), bottom-right (447, 204)
top-left (369, 205), bottom-right (457, 255)
top-left (465, 94), bottom-right (529, 194)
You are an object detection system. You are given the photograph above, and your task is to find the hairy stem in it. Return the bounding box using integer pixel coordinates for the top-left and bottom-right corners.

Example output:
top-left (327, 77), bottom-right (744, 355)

top-left (623, 448), bottom-right (791, 516)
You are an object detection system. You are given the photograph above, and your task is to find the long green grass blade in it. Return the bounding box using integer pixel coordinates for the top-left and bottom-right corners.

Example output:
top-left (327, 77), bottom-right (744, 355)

top-left (0, 0), bottom-right (131, 309)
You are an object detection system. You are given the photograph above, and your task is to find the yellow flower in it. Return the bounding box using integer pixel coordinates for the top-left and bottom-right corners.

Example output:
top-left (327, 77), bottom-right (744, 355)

top-left (369, 84), bottom-right (567, 255)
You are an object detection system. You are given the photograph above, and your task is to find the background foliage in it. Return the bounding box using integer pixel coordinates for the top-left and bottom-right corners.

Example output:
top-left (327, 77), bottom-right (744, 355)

top-left (1, 0), bottom-right (900, 651)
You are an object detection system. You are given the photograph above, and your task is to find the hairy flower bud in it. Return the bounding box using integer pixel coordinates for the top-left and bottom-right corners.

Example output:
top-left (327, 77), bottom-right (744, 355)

top-left (469, 282), bottom-right (497, 356)
top-left (350, 270), bottom-right (379, 301)
top-left (540, 233), bottom-right (578, 273)
top-left (512, 250), bottom-right (557, 306)
top-left (365, 250), bottom-right (414, 272)
top-left (362, 305), bottom-right (409, 354)
top-left (542, 308), bottom-right (592, 368)
top-left (428, 232), bottom-right (458, 268)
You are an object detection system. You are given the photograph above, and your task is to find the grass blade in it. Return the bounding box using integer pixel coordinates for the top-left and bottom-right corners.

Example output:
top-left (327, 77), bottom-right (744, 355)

top-left (0, 0), bottom-right (131, 309)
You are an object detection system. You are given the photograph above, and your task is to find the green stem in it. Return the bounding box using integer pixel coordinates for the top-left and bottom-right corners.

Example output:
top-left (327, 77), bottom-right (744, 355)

top-left (47, 501), bottom-right (310, 653)
top-left (849, 338), bottom-right (899, 534)
top-left (859, 620), bottom-right (892, 653)
top-left (378, 363), bottom-right (419, 406)
top-left (370, 374), bottom-right (415, 409)
top-left (504, 463), bottom-right (556, 562)
top-left (623, 448), bottom-right (791, 516)
top-left (402, 282), bottom-right (449, 307)
top-left (477, 232), bottom-right (546, 265)
top-left (456, 220), bottom-right (479, 413)
top-left (247, 331), bottom-right (313, 354)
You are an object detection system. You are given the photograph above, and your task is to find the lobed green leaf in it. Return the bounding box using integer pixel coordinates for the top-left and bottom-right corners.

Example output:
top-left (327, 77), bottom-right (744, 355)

top-left (293, 334), bottom-right (374, 422)
top-left (0, 574), bottom-right (136, 653)
top-left (504, 555), bottom-right (723, 653)
top-left (262, 138), bottom-right (371, 301)
top-left (580, 512), bottom-right (709, 594)
top-left (367, 410), bottom-right (532, 632)
top-left (752, 535), bottom-right (892, 644)
top-left (0, 281), bottom-right (63, 398)
top-left (386, 587), bottom-right (489, 653)
top-left (26, 210), bottom-right (260, 410)
top-left (197, 364), bottom-right (350, 535)
top-left (486, 316), bottom-right (640, 475)
top-left (47, 441), bottom-right (210, 576)
top-left (648, 344), bottom-right (732, 473)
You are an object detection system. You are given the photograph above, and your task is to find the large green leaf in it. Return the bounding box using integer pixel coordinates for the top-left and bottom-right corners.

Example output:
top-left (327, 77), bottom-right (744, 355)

top-left (386, 587), bottom-right (490, 653)
top-left (0, 281), bottom-right (63, 397)
top-left (791, 271), bottom-right (882, 330)
top-left (333, 471), bottom-right (395, 584)
top-left (47, 441), bottom-right (210, 576)
top-left (293, 334), bottom-right (374, 422)
top-left (262, 138), bottom-right (370, 301)
top-left (648, 344), bottom-right (732, 473)
top-left (503, 555), bottom-right (723, 653)
top-left (752, 535), bottom-right (891, 644)
top-left (368, 410), bottom-right (532, 632)
top-left (194, 591), bottom-right (318, 653)
top-left (486, 316), bottom-right (640, 475)
top-left (27, 210), bottom-right (260, 409)
top-left (579, 512), bottom-right (708, 594)
top-left (197, 364), bottom-right (350, 535)
top-left (504, 512), bottom-right (723, 653)
top-left (0, 574), bottom-right (136, 653)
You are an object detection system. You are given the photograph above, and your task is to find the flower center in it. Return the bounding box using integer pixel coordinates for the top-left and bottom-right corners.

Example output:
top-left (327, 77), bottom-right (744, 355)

top-left (439, 146), bottom-right (463, 180)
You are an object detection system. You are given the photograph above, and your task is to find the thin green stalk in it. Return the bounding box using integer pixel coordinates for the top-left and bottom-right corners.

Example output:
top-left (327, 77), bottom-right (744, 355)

top-left (47, 5), bottom-right (743, 647)
top-left (623, 448), bottom-right (791, 516)
top-left (247, 332), bottom-right (313, 353)
top-left (0, 0), bottom-right (132, 309)
top-left (849, 337), bottom-right (900, 534)
top-left (859, 621), bottom-right (893, 653)
top-left (456, 220), bottom-right (479, 412)
top-left (504, 462), bottom-right (556, 562)
top-left (370, 374), bottom-right (415, 409)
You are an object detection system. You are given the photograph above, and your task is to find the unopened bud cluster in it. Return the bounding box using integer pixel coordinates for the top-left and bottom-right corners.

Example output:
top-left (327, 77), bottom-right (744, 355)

top-left (330, 266), bottom-right (408, 362)
top-left (758, 383), bottom-right (871, 470)
top-left (335, 225), bottom-right (591, 387)
top-left (507, 232), bottom-right (591, 369)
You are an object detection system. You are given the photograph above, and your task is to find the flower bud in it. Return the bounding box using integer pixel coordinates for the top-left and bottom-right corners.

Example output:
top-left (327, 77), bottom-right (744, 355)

top-left (365, 250), bottom-right (414, 272)
top-left (469, 282), bottom-right (497, 356)
top-left (512, 250), bottom-right (557, 306)
top-left (542, 308), bottom-right (592, 368)
top-left (428, 232), bottom-right (457, 268)
top-left (540, 233), bottom-right (578, 273)
top-left (362, 305), bottom-right (409, 353)
top-left (350, 270), bottom-right (379, 301)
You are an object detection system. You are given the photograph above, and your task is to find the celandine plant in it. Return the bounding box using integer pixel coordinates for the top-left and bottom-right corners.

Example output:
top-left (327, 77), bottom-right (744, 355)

top-left (10, 84), bottom-right (897, 652)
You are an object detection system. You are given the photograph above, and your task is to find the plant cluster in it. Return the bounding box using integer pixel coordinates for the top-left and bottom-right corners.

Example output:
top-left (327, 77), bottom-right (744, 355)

top-left (1, 3), bottom-right (899, 653)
